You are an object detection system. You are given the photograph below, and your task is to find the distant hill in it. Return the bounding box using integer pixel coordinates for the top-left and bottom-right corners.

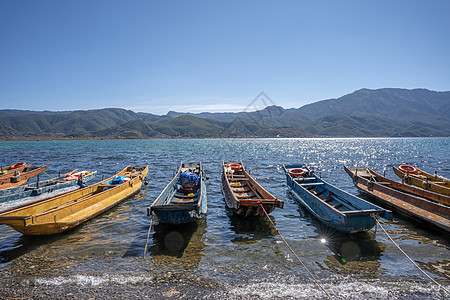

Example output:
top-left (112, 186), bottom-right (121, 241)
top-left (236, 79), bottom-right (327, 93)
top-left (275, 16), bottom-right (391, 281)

top-left (164, 88), bottom-right (450, 137)
top-left (297, 88), bottom-right (450, 121)
top-left (1, 88), bottom-right (449, 139)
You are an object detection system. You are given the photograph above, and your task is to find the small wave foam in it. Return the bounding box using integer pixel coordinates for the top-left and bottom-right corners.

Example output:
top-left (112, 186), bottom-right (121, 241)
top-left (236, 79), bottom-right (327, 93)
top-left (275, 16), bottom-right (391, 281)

top-left (35, 274), bottom-right (152, 286)
top-left (228, 280), bottom-right (449, 299)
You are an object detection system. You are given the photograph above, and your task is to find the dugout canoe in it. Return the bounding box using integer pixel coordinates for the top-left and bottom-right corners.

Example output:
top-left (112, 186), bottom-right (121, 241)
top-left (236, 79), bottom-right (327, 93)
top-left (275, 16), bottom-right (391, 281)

top-left (148, 162), bottom-right (207, 224)
top-left (0, 170), bottom-right (97, 212)
top-left (221, 161), bottom-right (283, 217)
top-left (284, 164), bottom-right (391, 233)
top-left (0, 164), bottom-right (49, 190)
top-left (345, 166), bottom-right (450, 233)
top-left (0, 162), bottom-right (31, 178)
top-left (0, 166), bottom-right (148, 235)
top-left (368, 168), bottom-right (449, 207)
top-left (393, 165), bottom-right (450, 196)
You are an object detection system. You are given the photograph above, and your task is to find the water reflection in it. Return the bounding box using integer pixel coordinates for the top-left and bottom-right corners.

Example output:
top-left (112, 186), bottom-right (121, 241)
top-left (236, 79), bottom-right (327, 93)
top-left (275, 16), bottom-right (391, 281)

top-left (0, 231), bottom-right (69, 264)
top-left (149, 219), bottom-right (207, 271)
top-left (227, 209), bottom-right (277, 245)
top-left (420, 259), bottom-right (450, 279)
top-left (290, 195), bottom-right (385, 272)
top-left (151, 222), bottom-right (199, 256)
top-left (320, 230), bottom-right (382, 264)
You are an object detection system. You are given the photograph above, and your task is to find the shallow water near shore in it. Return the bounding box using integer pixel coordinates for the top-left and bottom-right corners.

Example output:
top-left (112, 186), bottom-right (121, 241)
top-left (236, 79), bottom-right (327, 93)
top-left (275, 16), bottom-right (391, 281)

top-left (0, 138), bottom-right (449, 299)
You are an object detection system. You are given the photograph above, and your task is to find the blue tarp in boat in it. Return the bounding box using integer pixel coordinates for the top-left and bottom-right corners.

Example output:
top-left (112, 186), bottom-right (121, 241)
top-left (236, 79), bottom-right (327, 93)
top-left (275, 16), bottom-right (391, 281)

top-left (109, 176), bottom-right (130, 185)
top-left (178, 171), bottom-right (199, 188)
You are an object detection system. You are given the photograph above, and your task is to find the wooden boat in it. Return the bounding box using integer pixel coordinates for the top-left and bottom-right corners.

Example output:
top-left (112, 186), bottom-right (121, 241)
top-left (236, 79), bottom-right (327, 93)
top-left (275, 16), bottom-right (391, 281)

top-left (369, 168), bottom-right (449, 207)
top-left (148, 162), bottom-right (207, 224)
top-left (0, 170), bottom-right (98, 212)
top-left (345, 166), bottom-right (450, 233)
top-left (221, 161), bottom-right (283, 217)
top-left (0, 166), bottom-right (148, 235)
top-left (0, 164), bottom-right (50, 190)
top-left (393, 165), bottom-right (450, 196)
top-left (0, 162), bottom-right (31, 178)
top-left (284, 164), bottom-right (391, 233)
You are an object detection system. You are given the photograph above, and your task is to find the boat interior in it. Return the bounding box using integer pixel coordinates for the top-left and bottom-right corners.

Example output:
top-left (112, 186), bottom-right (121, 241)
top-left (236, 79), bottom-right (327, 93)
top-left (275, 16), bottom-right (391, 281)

top-left (225, 165), bottom-right (264, 201)
top-left (171, 164), bottom-right (201, 205)
top-left (288, 168), bottom-right (360, 212)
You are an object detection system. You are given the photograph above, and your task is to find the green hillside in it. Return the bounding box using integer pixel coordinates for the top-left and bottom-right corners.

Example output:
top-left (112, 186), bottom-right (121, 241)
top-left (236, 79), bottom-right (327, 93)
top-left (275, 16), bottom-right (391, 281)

top-left (1, 88), bottom-right (449, 139)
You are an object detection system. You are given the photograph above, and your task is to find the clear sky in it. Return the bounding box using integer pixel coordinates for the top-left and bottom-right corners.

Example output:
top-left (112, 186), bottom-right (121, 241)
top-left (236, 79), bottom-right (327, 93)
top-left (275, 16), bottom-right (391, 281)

top-left (1, 1), bottom-right (449, 115)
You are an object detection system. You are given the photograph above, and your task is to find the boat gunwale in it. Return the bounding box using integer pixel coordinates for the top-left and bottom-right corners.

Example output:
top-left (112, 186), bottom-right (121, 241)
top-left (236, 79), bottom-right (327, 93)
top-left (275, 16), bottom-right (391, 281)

top-left (222, 161), bottom-right (280, 207)
top-left (0, 166), bottom-right (144, 218)
top-left (0, 164), bottom-right (50, 184)
top-left (393, 166), bottom-right (450, 196)
top-left (0, 165), bottom-right (149, 234)
top-left (371, 168), bottom-right (450, 205)
top-left (149, 162), bottom-right (204, 212)
top-left (0, 163), bottom-right (32, 178)
top-left (283, 164), bottom-right (346, 217)
top-left (344, 165), bottom-right (450, 232)
top-left (0, 171), bottom-right (98, 205)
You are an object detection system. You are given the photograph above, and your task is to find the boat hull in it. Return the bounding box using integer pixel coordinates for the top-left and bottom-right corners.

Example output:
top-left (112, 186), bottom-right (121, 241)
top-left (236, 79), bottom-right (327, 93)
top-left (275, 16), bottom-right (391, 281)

top-left (221, 161), bottom-right (283, 217)
top-left (372, 168), bottom-right (449, 207)
top-left (284, 164), bottom-right (391, 233)
top-left (149, 163), bottom-right (207, 224)
top-left (345, 166), bottom-right (450, 233)
top-left (0, 164), bottom-right (30, 178)
top-left (0, 171), bottom-right (98, 211)
top-left (0, 166), bottom-right (148, 235)
top-left (0, 165), bottom-right (50, 190)
top-left (393, 166), bottom-right (450, 196)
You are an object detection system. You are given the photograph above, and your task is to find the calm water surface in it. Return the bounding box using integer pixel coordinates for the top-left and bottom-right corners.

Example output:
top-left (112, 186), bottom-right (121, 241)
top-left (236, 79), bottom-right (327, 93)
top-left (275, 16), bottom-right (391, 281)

top-left (0, 138), bottom-right (449, 299)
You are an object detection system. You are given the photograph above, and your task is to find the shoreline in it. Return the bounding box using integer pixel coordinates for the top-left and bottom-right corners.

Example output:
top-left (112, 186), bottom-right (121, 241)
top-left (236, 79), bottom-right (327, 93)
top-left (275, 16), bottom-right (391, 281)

top-left (1, 272), bottom-right (449, 299)
top-left (1, 136), bottom-right (449, 142)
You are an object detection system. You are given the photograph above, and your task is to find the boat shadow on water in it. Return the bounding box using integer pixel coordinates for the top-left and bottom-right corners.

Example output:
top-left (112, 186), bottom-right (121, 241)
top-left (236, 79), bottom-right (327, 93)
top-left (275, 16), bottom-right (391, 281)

top-left (319, 228), bottom-right (383, 264)
top-left (146, 218), bottom-right (207, 271)
top-left (355, 190), bottom-right (450, 247)
top-left (226, 207), bottom-right (277, 245)
top-left (149, 218), bottom-right (207, 258)
top-left (0, 230), bottom-right (72, 264)
top-left (287, 190), bottom-right (385, 265)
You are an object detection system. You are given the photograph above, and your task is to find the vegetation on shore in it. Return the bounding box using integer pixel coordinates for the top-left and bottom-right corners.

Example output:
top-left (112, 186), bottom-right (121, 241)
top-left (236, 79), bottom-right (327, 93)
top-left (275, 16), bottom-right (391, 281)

top-left (1, 88), bottom-right (449, 140)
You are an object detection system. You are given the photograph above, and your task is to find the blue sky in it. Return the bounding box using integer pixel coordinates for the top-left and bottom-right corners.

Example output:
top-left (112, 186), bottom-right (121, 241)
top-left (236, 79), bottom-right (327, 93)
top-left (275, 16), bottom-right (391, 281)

top-left (1, 1), bottom-right (449, 115)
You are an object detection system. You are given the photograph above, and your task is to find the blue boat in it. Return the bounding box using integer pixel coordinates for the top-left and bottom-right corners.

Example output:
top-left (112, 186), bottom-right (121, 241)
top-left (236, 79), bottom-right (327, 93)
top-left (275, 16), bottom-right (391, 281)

top-left (283, 164), bottom-right (391, 233)
top-left (0, 170), bottom-right (97, 212)
top-left (148, 162), bottom-right (207, 224)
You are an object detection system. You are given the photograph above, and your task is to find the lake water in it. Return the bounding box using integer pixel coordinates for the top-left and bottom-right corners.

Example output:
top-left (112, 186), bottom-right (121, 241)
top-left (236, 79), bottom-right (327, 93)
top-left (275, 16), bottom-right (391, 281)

top-left (0, 138), bottom-right (449, 299)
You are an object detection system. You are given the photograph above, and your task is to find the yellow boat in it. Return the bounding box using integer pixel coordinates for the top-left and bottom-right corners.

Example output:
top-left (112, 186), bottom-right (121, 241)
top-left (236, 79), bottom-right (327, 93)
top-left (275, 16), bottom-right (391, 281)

top-left (393, 165), bottom-right (450, 196)
top-left (0, 166), bottom-right (148, 235)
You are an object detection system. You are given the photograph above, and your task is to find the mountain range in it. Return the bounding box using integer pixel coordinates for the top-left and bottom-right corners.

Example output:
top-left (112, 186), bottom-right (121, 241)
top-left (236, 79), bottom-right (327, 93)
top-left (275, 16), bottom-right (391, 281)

top-left (1, 88), bottom-right (449, 140)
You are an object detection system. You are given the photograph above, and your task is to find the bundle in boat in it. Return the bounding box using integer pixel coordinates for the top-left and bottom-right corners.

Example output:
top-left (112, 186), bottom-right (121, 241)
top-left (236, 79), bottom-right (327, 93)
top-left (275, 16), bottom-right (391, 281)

top-left (0, 166), bottom-right (148, 235)
top-left (221, 161), bottom-right (283, 217)
top-left (393, 165), bottom-right (450, 196)
top-left (345, 166), bottom-right (450, 233)
top-left (284, 164), bottom-right (391, 233)
top-left (148, 162), bottom-right (207, 224)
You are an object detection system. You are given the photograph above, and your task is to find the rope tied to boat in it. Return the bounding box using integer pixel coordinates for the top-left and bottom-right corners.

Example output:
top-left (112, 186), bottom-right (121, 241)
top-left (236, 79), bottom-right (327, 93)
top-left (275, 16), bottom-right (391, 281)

top-left (372, 215), bottom-right (450, 296)
top-left (257, 201), bottom-right (332, 299)
top-left (143, 215), bottom-right (154, 258)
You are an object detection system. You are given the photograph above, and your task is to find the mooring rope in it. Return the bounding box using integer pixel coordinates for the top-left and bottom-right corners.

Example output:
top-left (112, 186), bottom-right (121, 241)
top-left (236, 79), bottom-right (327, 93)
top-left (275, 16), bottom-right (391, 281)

top-left (143, 215), bottom-right (154, 258)
top-left (374, 217), bottom-right (450, 295)
top-left (258, 202), bottom-right (332, 299)
top-left (42, 171), bottom-right (54, 180)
